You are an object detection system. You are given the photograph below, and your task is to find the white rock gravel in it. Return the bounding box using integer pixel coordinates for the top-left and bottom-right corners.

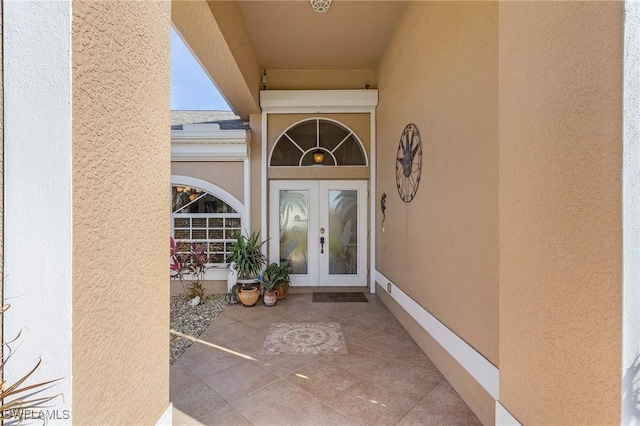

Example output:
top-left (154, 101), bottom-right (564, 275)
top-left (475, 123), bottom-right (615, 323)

top-left (170, 294), bottom-right (229, 365)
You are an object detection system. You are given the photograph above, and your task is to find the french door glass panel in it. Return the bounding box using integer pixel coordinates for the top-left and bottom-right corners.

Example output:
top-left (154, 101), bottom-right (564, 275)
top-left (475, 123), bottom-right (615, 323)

top-left (279, 190), bottom-right (309, 275)
top-left (328, 190), bottom-right (358, 275)
top-left (270, 180), bottom-right (367, 287)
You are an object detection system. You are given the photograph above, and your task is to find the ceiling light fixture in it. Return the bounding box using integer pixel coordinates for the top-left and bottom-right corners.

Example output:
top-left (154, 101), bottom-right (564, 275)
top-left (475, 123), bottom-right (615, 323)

top-left (310, 0), bottom-right (331, 13)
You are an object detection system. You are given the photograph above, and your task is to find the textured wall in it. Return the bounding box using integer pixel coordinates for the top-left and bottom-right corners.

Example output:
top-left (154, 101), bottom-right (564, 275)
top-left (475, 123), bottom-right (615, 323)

top-left (623, 1), bottom-right (640, 423)
top-left (72, 1), bottom-right (170, 423)
top-left (172, 161), bottom-right (244, 202)
top-left (249, 114), bottom-right (263, 237)
top-left (0, 0), bottom-right (4, 352)
top-left (376, 0), bottom-right (499, 369)
top-left (499, 2), bottom-right (623, 423)
top-left (4, 2), bottom-right (74, 419)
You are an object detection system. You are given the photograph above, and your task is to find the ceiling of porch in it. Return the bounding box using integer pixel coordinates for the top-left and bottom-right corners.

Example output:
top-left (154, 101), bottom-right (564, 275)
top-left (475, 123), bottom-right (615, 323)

top-left (238, 1), bottom-right (407, 70)
top-left (171, 0), bottom-right (407, 119)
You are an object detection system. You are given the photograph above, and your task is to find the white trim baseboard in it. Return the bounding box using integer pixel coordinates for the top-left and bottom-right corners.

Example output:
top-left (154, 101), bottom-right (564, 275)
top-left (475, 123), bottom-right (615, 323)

top-left (495, 402), bottom-right (521, 426)
top-left (375, 270), bottom-right (499, 400)
top-left (155, 403), bottom-right (173, 426)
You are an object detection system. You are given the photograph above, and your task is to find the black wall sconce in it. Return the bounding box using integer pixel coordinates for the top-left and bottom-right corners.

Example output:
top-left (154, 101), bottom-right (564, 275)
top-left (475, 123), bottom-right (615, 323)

top-left (380, 193), bottom-right (387, 231)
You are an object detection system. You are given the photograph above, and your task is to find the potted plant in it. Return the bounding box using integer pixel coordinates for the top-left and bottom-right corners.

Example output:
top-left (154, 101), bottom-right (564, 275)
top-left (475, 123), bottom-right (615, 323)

top-left (260, 263), bottom-right (283, 306)
top-left (271, 261), bottom-right (291, 300)
top-left (228, 230), bottom-right (268, 307)
top-left (278, 261), bottom-right (291, 299)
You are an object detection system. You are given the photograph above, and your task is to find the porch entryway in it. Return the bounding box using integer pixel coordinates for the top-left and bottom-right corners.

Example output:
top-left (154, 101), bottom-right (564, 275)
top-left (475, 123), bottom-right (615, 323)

top-left (170, 288), bottom-right (481, 425)
top-left (269, 180), bottom-right (368, 287)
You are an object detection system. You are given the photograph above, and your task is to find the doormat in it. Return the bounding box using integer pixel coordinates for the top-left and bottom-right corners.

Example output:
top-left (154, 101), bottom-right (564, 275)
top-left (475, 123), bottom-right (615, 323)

top-left (262, 323), bottom-right (347, 355)
top-left (312, 292), bottom-right (368, 303)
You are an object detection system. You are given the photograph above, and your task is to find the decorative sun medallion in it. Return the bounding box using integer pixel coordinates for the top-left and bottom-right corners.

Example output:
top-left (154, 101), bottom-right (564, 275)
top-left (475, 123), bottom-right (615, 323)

top-left (261, 322), bottom-right (347, 355)
top-left (396, 123), bottom-right (423, 203)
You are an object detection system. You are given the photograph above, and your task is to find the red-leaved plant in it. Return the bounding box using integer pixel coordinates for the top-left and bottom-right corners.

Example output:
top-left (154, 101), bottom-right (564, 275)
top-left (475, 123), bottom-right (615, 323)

top-left (170, 238), bottom-right (210, 299)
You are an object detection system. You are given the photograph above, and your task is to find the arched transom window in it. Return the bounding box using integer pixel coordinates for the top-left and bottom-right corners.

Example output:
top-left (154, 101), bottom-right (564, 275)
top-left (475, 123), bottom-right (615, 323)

top-left (171, 185), bottom-right (241, 264)
top-left (270, 118), bottom-right (367, 167)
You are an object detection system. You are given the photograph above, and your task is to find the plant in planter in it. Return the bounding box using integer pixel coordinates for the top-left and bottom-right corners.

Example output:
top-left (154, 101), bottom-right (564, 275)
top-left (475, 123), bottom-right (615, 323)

top-left (170, 237), bottom-right (210, 305)
top-left (259, 263), bottom-right (284, 306)
top-left (263, 262), bottom-right (291, 301)
top-left (228, 230), bottom-right (268, 307)
top-left (275, 261), bottom-right (291, 300)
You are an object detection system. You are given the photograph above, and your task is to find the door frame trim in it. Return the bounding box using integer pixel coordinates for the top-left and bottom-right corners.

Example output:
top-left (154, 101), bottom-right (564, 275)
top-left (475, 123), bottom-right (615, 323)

top-left (260, 90), bottom-right (379, 292)
top-left (269, 180), bottom-right (368, 287)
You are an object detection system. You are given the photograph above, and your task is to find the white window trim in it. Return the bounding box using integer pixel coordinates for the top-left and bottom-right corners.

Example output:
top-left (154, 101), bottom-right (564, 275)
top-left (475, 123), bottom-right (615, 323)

top-left (171, 176), bottom-right (246, 280)
top-left (171, 124), bottom-right (249, 162)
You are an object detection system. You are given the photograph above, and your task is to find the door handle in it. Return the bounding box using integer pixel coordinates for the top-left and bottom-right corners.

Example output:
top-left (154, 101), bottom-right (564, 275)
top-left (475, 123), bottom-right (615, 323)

top-left (320, 236), bottom-right (325, 254)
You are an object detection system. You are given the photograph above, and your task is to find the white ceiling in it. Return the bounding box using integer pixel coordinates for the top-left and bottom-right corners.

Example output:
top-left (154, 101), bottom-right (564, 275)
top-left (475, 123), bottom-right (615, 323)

top-left (238, 1), bottom-right (407, 70)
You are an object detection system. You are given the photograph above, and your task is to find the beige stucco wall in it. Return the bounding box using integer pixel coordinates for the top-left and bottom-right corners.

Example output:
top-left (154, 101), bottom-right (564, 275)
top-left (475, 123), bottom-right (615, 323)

top-left (72, 1), bottom-right (170, 423)
top-left (498, 2), bottom-right (623, 424)
top-left (267, 113), bottom-right (370, 181)
top-left (172, 161), bottom-right (244, 202)
top-left (249, 114), bottom-right (263, 237)
top-left (266, 70), bottom-right (376, 90)
top-left (375, 2), bottom-right (498, 421)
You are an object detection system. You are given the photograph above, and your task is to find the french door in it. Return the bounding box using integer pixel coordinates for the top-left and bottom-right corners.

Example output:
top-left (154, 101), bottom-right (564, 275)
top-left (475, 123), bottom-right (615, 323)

top-left (269, 180), bottom-right (368, 286)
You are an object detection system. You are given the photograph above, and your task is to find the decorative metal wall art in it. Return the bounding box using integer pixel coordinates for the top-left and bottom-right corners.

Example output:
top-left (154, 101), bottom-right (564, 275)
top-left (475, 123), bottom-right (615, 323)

top-left (396, 123), bottom-right (422, 203)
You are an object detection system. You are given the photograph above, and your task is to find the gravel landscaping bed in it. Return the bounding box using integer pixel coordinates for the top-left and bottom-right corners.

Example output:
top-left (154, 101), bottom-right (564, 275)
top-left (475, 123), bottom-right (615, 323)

top-left (170, 294), bottom-right (229, 365)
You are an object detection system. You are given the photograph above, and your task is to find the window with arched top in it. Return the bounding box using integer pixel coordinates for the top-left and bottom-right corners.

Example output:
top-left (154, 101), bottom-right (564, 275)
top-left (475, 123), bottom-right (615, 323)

top-left (171, 184), bottom-right (242, 265)
top-left (270, 118), bottom-right (367, 167)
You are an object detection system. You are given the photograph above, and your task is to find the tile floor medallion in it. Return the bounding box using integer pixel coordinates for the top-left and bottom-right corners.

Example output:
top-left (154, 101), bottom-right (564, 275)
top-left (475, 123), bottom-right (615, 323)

top-left (262, 322), bottom-right (347, 355)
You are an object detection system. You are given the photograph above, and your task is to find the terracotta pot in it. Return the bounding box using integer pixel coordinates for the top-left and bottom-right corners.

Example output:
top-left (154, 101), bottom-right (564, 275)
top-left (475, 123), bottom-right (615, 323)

top-left (263, 289), bottom-right (279, 306)
top-left (276, 283), bottom-right (289, 300)
top-left (237, 284), bottom-right (259, 307)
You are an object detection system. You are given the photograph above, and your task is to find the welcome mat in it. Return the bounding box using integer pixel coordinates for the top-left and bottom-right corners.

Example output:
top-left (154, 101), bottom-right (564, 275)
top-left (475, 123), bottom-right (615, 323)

top-left (261, 323), bottom-right (347, 355)
top-left (312, 292), bottom-right (368, 303)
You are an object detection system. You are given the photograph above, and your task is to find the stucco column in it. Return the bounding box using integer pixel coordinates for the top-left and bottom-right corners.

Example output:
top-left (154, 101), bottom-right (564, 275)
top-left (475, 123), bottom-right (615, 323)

top-left (498, 2), bottom-right (623, 424)
top-left (4, 1), bottom-right (171, 424)
top-left (71, 1), bottom-right (171, 424)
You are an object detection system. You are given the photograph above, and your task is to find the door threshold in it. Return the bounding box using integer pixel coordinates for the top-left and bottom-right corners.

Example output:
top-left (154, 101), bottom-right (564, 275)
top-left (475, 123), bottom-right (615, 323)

top-left (289, 286), bottom-right (371, 294)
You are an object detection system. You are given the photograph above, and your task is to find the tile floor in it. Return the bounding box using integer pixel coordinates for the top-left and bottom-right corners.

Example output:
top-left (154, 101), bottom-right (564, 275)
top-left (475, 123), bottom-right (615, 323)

top-left (171, 290), bottom-right (481, 426)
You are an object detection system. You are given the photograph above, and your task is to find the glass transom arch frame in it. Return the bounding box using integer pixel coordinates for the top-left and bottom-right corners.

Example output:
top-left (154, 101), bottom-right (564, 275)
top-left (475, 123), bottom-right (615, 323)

top-left (269, 118), bottom-right (368, 167)
top-left (171, 183), bottom-right (244, 265)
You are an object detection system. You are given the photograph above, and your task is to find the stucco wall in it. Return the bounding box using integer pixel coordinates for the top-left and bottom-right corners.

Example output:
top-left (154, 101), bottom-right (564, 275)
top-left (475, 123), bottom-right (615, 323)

top-left (375, 3), bottom-right (498, 422)
top-left (72, 1), bottom-right (170, 424)
top-left (250, 114), bottom-right (263, 237)
top-left (498, 2), bottom-right (623, 424)
top-left (623, 1), bottom-right (640, 423)
top-left (172, 161), bottom-right (244, 202)
top-left (377, 1), bottom-right (499, 364)
top-left (0, 0), bottom-right (4, 351)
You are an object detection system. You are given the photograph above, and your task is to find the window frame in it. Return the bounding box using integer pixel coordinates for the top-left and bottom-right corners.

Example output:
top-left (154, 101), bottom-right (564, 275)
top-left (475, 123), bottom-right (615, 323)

top-left (170, 176), bottom-right (246, 278)
top-left (268, 117), bottom-right (368, 168)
